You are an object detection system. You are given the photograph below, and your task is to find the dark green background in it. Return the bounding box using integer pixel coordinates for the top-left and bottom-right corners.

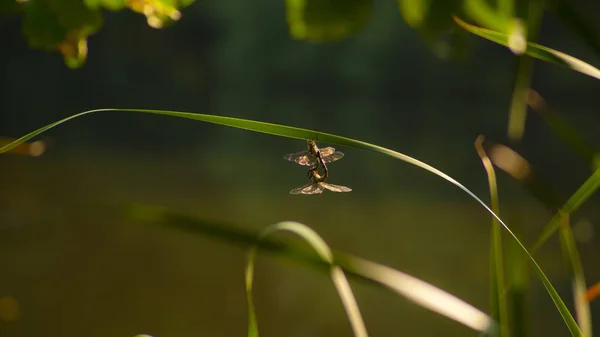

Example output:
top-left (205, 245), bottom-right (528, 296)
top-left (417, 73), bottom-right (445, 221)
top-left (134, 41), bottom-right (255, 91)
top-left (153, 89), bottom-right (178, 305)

top-left (1, 1), bottom-right (600, 336)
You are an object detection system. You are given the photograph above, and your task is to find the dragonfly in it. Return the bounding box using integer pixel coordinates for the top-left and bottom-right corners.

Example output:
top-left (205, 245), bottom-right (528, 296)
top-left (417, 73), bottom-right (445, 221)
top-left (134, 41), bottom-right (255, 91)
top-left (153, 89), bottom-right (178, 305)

top-left (289, 165), bottom-right (352, 195)
top-left (283, 140), bottom-right (344, 167)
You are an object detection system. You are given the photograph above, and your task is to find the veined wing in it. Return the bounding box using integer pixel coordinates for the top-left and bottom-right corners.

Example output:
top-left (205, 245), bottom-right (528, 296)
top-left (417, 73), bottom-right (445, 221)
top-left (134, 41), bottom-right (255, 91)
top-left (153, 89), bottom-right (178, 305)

top-left (283, 150), bottom-right (318, 167)
top-left (284, 147), bottom-right (344, 166)
top-left (319, 148), bottom-right (344, 164)
top-left (290, 183), bottom-right (324, 195)
top-left (320, 182), bottom-right (352, 193)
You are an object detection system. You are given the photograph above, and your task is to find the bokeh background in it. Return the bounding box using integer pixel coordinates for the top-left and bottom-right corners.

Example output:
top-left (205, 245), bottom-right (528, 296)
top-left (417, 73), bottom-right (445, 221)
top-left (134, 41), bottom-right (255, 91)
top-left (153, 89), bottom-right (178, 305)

top-left (1, 1), bottom-right (600, 336)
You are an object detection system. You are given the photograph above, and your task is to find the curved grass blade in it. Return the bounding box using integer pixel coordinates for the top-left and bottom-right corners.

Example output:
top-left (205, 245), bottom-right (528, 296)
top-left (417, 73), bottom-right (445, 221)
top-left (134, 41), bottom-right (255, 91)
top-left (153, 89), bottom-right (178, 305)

top-left (559, 214), bottom-right (592, 337)
top-left (129, 204), bottom-right (494, 333)
top-left (0, 108), bottom-right (583, 335)
top-left (453, 16), bottom-right (600, 80)
top-left (246, 221), bottom-right (368, 337)
top-left (486, 142), bottom-right (591, 336)
top-left (475, 136), bottom-right (508, 337)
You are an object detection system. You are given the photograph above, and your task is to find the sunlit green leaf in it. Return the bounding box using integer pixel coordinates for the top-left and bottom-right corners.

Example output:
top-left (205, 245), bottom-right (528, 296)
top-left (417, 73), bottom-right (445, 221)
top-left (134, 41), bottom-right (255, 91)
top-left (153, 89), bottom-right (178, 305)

top-left (454, 15), bottom-right (600, 80)
top-left (21, 0), bottom-right (102, 68)
top-left (22, 0), bottom-right (68, 50)
top-left (285, 0), bottom-right (372, 42)
top-left (83, 0), bottom-right (126, 11)
top-left (397, 0), bottom-right (430, 28)
top-left (51, 0), bottom-right (103, 29)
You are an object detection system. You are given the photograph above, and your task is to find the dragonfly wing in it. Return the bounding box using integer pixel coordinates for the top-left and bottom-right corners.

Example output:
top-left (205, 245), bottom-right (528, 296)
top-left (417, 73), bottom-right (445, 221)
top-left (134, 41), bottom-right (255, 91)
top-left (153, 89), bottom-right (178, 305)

top-left (290, 182), bottom-right (313, 194)
top-left (321, 149), bottom-right (344, 164)
top-left (283, 150), bottom-right (317, 166)
top-left (306, 184), bottom-right (325, 194)
top-left (321, 183), bottom-right (352, 193)
top-left (319, 147), bottom-right (335, 157)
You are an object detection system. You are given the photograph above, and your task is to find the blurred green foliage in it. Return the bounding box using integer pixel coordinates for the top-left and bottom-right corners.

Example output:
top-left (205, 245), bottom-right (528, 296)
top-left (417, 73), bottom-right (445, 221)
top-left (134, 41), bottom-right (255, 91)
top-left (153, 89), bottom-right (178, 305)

top-left (5, 0), bottom-right (598, 70)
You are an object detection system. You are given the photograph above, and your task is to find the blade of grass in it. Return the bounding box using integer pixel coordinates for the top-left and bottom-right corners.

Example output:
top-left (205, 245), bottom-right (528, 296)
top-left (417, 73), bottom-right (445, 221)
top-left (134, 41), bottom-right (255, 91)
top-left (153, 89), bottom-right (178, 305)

top-left (246, 221), bottom-right (368, 337)
top-left (486, 142), bottom-right (591, 336)
top-left (507, 0), bottom-right (544, 141)
top-left (558, 213), bottom-right (592, 337)
top-left (128, 204), bottom-right (495, 333)
top-left (453, 15), bottom-right (600, 80)
top-left (506, 237), bottom-right (530, 337)
top-left (0, 108), bottom-right (584, 335)
top-left (475, 136), bottom-right (508, 337)
top-left (532, 168), bottom-right (600, 252)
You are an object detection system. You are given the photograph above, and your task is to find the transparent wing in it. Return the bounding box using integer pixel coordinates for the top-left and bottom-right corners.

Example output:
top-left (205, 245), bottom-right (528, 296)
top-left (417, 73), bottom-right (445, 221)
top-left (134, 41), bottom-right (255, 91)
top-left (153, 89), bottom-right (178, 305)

top-left (290, 183), bottom-right (324, 195)
top-left (319, 147), bottom-right (335, 157)
top-left (283, 150), bottom-right (318, 166)
top-left (320, 182), bottom-right (352, 193)
top-left (320, 150), bottom-right (344, 164)
top-left (304, 184), bottom-right (325, 194)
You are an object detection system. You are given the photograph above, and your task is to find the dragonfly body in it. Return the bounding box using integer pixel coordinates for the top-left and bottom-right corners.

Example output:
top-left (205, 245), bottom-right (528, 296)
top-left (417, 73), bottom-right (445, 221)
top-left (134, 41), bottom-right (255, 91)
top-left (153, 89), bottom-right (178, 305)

top-left (289, 165), bottom-right (352, 195)
top-left (283, 140), bottom-right (344, 167)
top-left (285, 139), bottom-right (351, 195)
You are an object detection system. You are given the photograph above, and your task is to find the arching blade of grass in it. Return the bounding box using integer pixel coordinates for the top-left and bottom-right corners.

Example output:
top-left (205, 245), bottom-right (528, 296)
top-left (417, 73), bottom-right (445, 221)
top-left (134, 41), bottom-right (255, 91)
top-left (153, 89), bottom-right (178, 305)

top-left (453, 16), bottom-right (600, 80)
top-left (129, 204), bottom-right (494, 333)
top-left (246, 222), bottom-right (368, 337)
top-left (475, 136), bottom-right (508, 337)
top-left (0, 108), bottom-right (583, 336)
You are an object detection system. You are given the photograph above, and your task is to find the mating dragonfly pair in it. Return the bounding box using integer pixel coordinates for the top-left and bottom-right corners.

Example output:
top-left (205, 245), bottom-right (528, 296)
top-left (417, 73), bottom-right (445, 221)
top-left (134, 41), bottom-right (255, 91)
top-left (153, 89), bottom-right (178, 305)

top-left (283, 140), bottom-right (352, 195)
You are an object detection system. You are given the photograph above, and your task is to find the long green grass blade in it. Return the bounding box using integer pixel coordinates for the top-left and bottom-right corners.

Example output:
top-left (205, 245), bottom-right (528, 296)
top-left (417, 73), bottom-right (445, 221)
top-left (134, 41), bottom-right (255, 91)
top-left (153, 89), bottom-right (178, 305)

top-left (532, 168), bottom-right (600, 252)
top-left (246, 222), bottom-right (368, 337)
top-left (0, 108), bottom-right (583, 335)
top-left (558, 214), bottom-right (592, 337)
top-left (475, 136), bottom-right (508, 337)
top-left (454, 16), bottom-right (600, 80)
top-left (129, 205), bottom-right (494, 333)
top-left (507, 0), bottom-right (544, 141)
